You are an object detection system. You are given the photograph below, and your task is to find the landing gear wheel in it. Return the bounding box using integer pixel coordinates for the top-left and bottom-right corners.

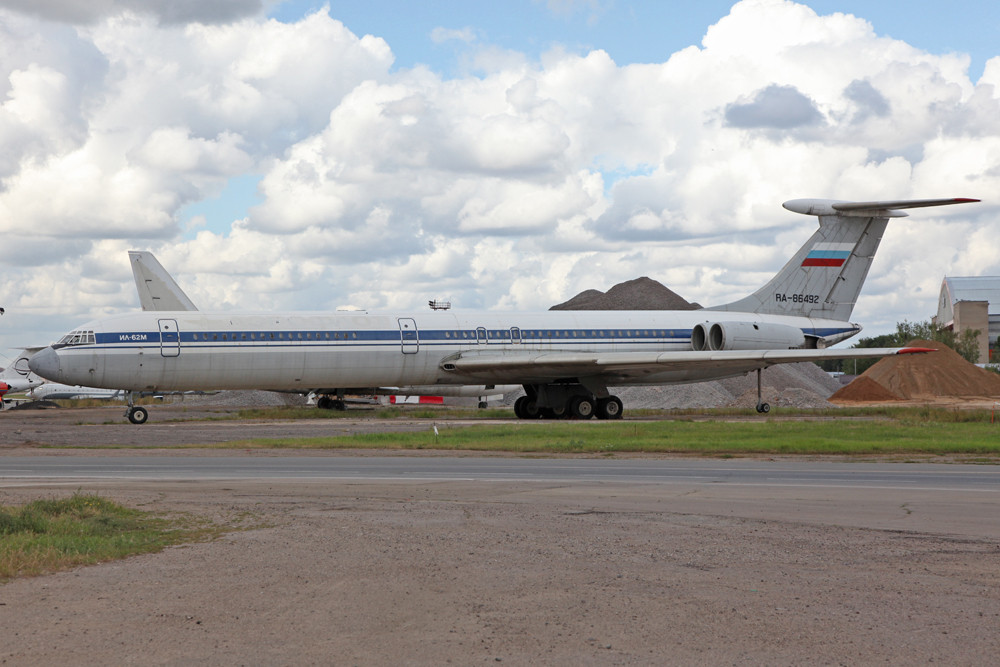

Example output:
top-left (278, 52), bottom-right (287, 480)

top-left (514, 396), bottom-right (527, 418)
top-left (525, 399), bottom-right (540, 419)
top-left (755, 402), bottom-right (770, 414)
top-left (596, 396), bottom-right (623, 420)
top-left (127, 406), bottom-right (149, 424)
top-left (539, 407), bottom-right (565, 419)
top-left (331, 399), bottom-right (346, 411)
top-left (542, 404), bottom-right (568, 420)
top-left (478, 401), bottom-right (488, 409)
top-left (317, 396), bottom-right (333, 410)
top-left (570, 396), bottom-right (595, 419)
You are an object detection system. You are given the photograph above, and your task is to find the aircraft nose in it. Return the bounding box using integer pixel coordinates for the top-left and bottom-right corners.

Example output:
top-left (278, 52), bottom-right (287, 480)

top-left (28, 346), bottom-right (61, 381)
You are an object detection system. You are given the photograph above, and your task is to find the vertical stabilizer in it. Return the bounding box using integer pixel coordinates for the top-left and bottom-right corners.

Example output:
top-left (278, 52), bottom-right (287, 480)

top-left (709, 198), bottom-right (978, 322)
top-left (129, 251), bottom-right (199, 312)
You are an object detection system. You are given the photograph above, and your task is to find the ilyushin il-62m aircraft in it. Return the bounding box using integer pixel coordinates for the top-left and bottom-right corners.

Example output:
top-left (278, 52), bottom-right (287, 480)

top-left (29, 197), bottom-right (978, 424)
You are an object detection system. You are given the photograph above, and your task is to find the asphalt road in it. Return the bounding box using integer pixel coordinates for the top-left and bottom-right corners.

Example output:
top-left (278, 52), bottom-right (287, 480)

top-left (4, 454), bottom-right (1000, 539)
top-left (3, 454), bottom-right (998, 488)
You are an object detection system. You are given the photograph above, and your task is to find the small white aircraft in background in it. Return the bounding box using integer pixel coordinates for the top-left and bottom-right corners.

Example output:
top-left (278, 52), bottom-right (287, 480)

top-left (30, 197), bottom-right (978, 424)
top-left (28, 383), bottom-right (124, 401)
top-left (1, 348), bottom-right (126, 406)
top-left (0, 348), bottom-right (46, 406)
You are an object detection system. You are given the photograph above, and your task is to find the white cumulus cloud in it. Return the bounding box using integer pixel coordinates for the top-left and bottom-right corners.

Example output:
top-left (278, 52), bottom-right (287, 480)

top-left (1, 0), bottom-right (998, 354)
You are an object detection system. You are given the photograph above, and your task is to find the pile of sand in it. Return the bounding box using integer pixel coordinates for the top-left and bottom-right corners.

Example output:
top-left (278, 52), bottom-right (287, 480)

top-left (831, 340), bottom-right (1000, 402)
top-left (830, 375), bottom-right (902, 402)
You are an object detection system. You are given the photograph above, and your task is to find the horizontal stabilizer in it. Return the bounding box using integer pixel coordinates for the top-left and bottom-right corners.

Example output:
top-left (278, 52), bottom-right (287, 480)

top-left (783, 198), bottom-right (979, 218)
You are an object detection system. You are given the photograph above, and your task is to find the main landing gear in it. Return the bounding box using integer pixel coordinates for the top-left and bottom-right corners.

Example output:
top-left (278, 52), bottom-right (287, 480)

top-left (125, 392), bottom-right (148, 424)
top-left (316, 395), bottom-right (347, 411)
top-left (513, 385), bottom-right (623, 420)
top-left (754, 368), bottom-right (770, 414)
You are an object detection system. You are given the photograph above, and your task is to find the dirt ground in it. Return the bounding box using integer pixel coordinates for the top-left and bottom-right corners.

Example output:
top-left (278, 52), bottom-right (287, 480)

top-left (2, 406), bottom-right (1000, 665)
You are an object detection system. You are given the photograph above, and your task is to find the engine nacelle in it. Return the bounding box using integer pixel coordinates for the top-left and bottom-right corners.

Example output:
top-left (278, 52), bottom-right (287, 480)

top-left (691, 321), bottom-right (805, 351)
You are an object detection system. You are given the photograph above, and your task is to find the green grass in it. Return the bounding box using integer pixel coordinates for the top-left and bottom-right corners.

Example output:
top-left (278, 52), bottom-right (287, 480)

top-left (0, 492), bottom-right (219, 581)
top-left (202, 416), bottom-right (1000, 458)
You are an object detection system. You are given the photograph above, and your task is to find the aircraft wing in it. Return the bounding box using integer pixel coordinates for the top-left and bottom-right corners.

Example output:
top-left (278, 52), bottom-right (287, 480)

top-left (443, 347), bottom-right (931, 384)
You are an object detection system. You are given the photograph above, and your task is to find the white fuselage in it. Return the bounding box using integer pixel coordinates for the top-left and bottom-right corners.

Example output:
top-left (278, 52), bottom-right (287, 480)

top-left (31, 309), bottom-right (858, 393)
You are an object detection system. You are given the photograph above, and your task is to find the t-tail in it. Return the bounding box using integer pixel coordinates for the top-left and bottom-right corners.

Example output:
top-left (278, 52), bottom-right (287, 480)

top-left (709, 198), bottom-right (979, 322)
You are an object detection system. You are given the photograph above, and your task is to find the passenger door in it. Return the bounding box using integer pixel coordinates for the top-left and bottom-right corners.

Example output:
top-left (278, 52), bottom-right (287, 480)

top-left (158, 319), bottom-right (180, 357)
top-left (398, 318), bottom-right (419, 354)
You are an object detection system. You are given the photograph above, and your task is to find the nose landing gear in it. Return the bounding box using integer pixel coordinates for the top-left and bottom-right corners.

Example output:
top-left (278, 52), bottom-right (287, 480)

top-left (125, 392), bottom-right (149, 424)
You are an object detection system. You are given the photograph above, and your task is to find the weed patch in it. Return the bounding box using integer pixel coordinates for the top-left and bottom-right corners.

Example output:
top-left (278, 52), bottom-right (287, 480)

top-left (0, 492), bottom-right (220, 581)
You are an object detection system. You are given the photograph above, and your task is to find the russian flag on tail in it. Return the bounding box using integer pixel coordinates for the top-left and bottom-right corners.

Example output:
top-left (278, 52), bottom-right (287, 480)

top-left (802, 242), bottom-right (854, 267)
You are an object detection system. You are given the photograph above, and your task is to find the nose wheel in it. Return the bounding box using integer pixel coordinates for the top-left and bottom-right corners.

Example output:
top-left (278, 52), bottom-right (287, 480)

top-left (125, 392), bottom-right (149, 424)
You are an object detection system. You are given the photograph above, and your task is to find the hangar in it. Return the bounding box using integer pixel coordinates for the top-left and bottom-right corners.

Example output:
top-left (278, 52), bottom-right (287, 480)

top-left (933, 276), bottom-right (1000, 363)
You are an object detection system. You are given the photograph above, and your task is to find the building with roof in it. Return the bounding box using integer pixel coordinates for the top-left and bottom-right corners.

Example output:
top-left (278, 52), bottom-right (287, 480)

top-left (933, 276), bottom-right (1000, 363)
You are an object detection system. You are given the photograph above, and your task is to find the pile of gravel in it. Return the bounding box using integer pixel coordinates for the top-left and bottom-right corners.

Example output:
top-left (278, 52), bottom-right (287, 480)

top-left (178, 390), bottom-right (309, 408)
top-left (550, 277), bottom-right (701, 310)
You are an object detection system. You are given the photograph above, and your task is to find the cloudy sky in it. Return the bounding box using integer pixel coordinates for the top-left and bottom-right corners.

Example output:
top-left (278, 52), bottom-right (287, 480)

top-left (1, 0), bottom-right (999, 360)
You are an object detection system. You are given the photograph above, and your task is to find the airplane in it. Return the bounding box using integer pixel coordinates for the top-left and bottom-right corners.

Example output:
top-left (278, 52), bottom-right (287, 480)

top-left (0, 348), bottom-right (46, 406)
top-left (28, 197), bottom-right (978, 425)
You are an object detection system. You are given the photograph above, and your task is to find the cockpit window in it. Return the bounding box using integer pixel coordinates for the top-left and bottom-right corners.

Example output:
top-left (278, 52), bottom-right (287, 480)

top-left (56, 330), bottom-right (95, 346)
